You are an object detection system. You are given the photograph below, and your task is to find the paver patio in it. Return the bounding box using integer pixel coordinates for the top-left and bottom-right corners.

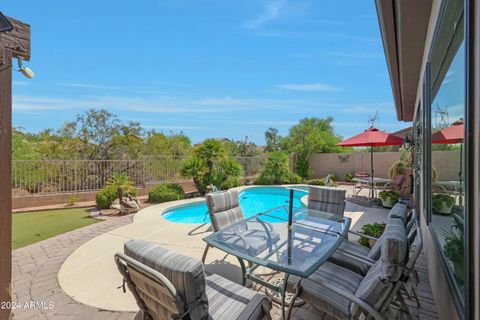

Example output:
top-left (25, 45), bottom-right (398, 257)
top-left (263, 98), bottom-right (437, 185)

top-left (11, 186), bottom-right (439, 320)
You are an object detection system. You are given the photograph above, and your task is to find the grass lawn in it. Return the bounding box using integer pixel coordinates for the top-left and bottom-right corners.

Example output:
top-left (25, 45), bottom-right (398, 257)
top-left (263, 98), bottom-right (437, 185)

top-left (12, 208), bottom-right (100, 249)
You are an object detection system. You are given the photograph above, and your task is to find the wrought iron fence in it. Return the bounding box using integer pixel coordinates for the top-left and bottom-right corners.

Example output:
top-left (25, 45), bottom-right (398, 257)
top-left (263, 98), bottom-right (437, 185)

top-left (12, 156), bottom-right (267, 196)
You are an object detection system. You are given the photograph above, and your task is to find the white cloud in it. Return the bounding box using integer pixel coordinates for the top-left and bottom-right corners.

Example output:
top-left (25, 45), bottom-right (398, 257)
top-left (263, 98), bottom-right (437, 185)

top-left (63, 83), bottom-right (121, 90)
top-left (244, 0), bottom-right (286, 29)
top-left (276, 83), bottom-right (341, 92)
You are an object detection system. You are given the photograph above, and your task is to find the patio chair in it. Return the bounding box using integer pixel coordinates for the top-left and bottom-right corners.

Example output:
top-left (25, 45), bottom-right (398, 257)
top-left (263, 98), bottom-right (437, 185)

top-left (354, 172), bottom-right (371, 195)
top-left (307, 186), bottom-right (346, 217)
top-left (202, 189), bottom-right (280, 263)
top-left (288, 220), bottom-right (412, 320)
top-left (329, 203), bottom-right (413, 275)
top-left (381, 175), bottom-right (406, 194)
top-left (115, 239), bottom-right (272, 320)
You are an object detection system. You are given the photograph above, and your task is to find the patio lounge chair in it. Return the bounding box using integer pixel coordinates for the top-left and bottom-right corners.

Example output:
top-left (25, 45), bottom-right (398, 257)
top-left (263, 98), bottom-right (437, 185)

top-left (307, 186), bottom-right (346, 216)
top-left (115, 239), bottom-right (272, 320)
top-left (202, 189), bottom-right (280, 263)
top-left (288, 220), bottom-right (413, 320)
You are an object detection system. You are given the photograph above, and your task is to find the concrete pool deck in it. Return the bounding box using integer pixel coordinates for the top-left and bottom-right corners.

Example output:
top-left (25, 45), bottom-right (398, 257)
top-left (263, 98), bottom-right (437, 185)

top-left (57, 185), bottom-right (392, 312)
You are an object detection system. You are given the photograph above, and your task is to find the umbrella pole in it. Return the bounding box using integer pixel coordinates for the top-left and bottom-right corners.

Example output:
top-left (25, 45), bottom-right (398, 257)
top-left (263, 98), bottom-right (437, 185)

top-left (370, 147), bottom-right (374, 198)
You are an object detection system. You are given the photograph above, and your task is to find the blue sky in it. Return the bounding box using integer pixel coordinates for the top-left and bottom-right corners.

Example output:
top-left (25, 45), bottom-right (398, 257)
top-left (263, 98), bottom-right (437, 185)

top-left (4, 0), bottom-right (407, 144)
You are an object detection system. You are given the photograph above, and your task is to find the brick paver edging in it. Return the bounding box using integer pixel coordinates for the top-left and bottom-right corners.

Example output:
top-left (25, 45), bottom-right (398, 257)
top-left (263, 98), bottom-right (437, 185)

top-left (11, 214), bottom-right (137, 320)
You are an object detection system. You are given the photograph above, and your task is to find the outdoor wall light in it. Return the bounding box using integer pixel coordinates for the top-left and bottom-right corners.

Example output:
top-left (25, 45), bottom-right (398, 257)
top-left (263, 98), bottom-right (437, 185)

top-left (17, 57), bottom-right (35, 79)
top-left (403, 134), bottom-right (413, 150)
top-left (0, 11), bottom-right (13, 33)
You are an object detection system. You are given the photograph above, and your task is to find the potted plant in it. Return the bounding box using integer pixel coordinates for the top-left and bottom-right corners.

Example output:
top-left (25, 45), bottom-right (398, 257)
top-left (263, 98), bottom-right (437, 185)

top-left (432, 193), bottom-right (455, 214)
top-left (441, 214), bottom-right (464, 283)
top-left (378, 190), bottom-right (400, 208)
top-left (358, 222), bottom-right (386, 248)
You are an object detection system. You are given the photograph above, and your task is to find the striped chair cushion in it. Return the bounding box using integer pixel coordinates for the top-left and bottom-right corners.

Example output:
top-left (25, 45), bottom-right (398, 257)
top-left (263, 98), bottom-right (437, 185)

top-left (368, 217), bottom-right (405, 261)
top-left (351, 222), bottom-right (407, 317)
top-left (307, 186), bottom-right (346, 216)
top-left (329, 240), bottom-right (371, 275)
top-left (206, 190), bottom-right (245, 232)
top-left (206, 273), bottom-right (271, 320)
top-left (124, 239), bottom-right (209, 320)
top-left (388, 203), bottom-right (408, 225)
top-left (351, 261), bottom-right (394, 317)
top-left (296, 261), bottom-right (363, 319)
top-left (206, 190), bottom-right (240, 213)
top-left (381, 222), bottom-right (408, 281)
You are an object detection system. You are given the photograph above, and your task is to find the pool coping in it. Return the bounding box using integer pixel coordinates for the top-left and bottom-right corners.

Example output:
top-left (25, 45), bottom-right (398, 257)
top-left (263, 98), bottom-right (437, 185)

top-left (57, 185), bottom-right (308, 312)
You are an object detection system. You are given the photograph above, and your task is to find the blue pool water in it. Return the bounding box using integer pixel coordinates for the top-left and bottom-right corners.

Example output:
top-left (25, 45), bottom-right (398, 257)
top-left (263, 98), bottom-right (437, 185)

top-left (162, 187), bottom-right (308, 224)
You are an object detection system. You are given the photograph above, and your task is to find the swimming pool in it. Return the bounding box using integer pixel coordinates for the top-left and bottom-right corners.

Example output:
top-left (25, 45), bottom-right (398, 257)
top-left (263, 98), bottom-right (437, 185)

top-left (162, 187), bottom-right (308, 224)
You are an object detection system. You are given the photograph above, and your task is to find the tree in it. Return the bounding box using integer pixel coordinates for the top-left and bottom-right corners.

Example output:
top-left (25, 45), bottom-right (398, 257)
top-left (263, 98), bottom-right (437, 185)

top-left (281, 117), bottom-right (344, 179)
top-left (264, 128), bottom-right (282, 152)
top-left (256, 152), bottom-right (297, 185)
top-left (180, 139), bottom-right (243, 194)
top-left (223, 136), bottom-right (260, 158)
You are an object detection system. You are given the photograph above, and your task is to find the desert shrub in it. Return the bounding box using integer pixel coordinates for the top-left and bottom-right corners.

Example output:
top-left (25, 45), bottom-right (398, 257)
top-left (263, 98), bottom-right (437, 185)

top-left (295, 152), bottom-right (313, 179)
top-left (255, 152), bottom-right (293, 185)
top-left (95, 187), bottom-right (118, 209)
top-left (149, 183), bottom-right (186, 203)
top-left (328, 173), bottom-right (338, 181)
top-left (289, 173), bottom-right (302, 184)
top-left (306, 178), bottom-right (326, 186)
top-left (344, 172), bottom-right (354, 182)
top-left (66, 194), bottom-right (79, 206)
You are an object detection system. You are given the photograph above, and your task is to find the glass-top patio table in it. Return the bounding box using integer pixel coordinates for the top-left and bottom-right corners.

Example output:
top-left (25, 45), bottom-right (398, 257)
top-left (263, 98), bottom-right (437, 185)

top-left (203, 206), bottom-right (351, 320)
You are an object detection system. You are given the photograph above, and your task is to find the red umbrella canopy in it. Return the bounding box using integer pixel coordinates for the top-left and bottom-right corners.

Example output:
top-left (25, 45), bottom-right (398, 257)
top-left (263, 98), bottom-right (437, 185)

top-left (337, 127), bottom-right (404, 147)
top-left (432, 118), bottom-right (464, 144)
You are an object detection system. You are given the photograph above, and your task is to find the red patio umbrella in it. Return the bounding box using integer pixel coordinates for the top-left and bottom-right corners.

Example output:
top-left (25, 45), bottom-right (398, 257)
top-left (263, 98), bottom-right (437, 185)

top-left (337, 127), bottom-right (404, 179)
top-left (432, 118), bottom-right (464, 144)
top-left (432, 118), bottom-right (464, 191)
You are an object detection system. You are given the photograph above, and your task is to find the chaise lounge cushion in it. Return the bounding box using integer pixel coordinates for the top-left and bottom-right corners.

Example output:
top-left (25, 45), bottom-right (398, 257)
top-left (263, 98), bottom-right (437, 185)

top-left (206, 273), bottom-right (271, 320)
top-left (124, 239), bottom-right (209, 320)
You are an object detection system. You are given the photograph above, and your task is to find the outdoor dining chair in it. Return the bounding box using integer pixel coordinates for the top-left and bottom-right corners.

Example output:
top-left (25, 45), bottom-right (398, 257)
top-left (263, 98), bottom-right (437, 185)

top-left (288, 220), bottom-right (413, 320)
top-left (115, 239), bottom-right (272, 320)
top-left (382, 174), bottom-right (406, 194)
top-left (329, 203), bottom-right (413, 275)
top-left (202, 189), bottom-right (280, 263)
top-left (354, 172), bottom-right (371, 195)
top-left (307, 186), bottom-right (346, 217)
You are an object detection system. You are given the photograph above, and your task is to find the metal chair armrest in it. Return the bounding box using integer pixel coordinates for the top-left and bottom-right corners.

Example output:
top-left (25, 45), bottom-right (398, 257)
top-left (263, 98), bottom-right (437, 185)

top-left (348, 230), bottom-right (379, 241)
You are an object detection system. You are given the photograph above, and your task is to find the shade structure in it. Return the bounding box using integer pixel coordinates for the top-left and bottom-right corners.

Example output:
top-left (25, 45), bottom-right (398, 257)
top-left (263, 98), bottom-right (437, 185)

top-left (337, 127), bottom-right (405, 147)
top-left (432, 118), bottom-right (464, 144)
top-left (337, 127), bottom-right (404, 198)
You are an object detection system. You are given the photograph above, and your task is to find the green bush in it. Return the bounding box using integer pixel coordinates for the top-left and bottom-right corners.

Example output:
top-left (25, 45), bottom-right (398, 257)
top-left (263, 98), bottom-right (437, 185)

top-left (255, 152), bottom-right (293, 185)
top-left (295, 152), bottom-right (312, 179)
top-left (358, 223), bottom-right (386, 248)
top-left (306, 178), bottom-right (326, 186)
top-left (344, 172), bottom-right (354, 182)
top-left (378, 190), bottom-right (400, 204)
top-left (66, 194), bottom-right (79, 207)
top-left (432, 193), bottom-right (455, 211)
top-left (149, 183), bottom-right (186, 203)
top-left (95, 187), bottom-right (117, 209)
top-left (289, 173), bottom-right (302, 184)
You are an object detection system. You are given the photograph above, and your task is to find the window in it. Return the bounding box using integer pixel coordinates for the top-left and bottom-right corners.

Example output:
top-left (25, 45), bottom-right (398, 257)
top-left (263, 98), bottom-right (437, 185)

top-left (428, 0), bottom-right (465, 299)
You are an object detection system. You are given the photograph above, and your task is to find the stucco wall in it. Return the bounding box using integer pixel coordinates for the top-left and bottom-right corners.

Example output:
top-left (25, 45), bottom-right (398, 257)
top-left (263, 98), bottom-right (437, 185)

top-left (310, 150), bottom-right (461, 181)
